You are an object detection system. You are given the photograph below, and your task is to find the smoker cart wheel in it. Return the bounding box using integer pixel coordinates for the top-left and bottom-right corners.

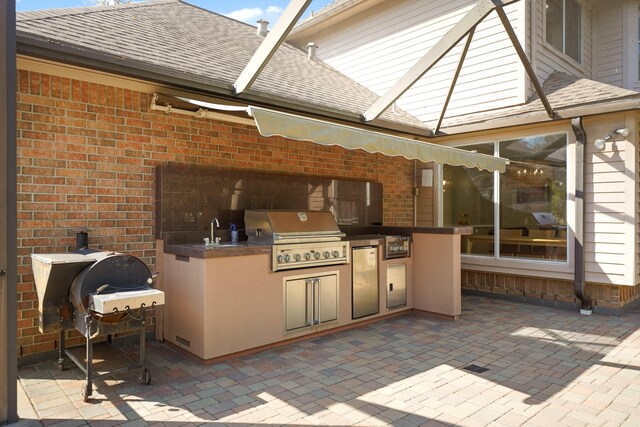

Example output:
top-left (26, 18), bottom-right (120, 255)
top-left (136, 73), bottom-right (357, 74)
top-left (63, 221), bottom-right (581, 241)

top-left (81, 384), bottom-right (91, 402)
top-left (140, 368), bottom-right (151, 385)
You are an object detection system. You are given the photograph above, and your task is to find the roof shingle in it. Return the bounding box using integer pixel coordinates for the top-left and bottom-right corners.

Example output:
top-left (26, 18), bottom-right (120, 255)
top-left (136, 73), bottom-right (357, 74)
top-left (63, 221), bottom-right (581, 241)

top-left (433, 72), bottom-right (640, 131)
top-left (16, 0), bottom-right (425, 130)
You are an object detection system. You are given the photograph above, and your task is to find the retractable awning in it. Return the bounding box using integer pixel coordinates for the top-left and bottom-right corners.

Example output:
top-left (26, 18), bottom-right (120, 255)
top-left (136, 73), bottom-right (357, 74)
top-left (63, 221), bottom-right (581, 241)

top-left (150, 94), bottom-right (508, 172)
top-left (248, 106), bottom-right (509, 173)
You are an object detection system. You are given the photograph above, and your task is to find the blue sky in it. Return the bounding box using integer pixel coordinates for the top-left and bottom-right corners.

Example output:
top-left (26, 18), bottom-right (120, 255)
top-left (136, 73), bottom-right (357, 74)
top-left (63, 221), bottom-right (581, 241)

top-left (16, 0), bottom-right (334, 24)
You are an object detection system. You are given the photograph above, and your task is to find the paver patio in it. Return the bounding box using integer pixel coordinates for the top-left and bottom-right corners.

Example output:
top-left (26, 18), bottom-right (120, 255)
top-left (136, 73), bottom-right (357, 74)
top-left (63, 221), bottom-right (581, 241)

top-left (13, 295), bottom-right (640, 426)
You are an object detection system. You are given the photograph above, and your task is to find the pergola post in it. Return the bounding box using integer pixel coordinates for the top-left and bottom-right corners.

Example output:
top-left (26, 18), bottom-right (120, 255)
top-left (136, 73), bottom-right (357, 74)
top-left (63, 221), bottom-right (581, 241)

top-left (0, 0), bottom-right (18, 423)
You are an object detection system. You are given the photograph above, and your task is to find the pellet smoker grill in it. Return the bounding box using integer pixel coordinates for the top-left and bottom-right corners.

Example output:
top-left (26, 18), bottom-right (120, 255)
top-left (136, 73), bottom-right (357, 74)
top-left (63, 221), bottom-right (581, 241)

top-left (31, 249), bottom-right (164, 401)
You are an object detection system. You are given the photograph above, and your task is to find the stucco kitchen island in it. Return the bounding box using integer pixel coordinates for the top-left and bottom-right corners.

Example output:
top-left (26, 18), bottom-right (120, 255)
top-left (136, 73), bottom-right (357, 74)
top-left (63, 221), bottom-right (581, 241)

top-left (158, 227), bottom-right (469, 364)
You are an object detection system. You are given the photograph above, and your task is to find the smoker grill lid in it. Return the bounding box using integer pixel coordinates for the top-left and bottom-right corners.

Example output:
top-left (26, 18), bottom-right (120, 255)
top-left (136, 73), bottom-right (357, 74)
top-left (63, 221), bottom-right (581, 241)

top-left (69, 252), bottom-right (153, 313)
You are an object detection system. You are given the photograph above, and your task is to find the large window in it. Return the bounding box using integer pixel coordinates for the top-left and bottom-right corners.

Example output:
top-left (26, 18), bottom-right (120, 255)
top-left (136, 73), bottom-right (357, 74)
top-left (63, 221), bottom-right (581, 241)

top-left (546, 0), bottom-right (582, 63)
top-left (444, 133), bottom-right (567, 262)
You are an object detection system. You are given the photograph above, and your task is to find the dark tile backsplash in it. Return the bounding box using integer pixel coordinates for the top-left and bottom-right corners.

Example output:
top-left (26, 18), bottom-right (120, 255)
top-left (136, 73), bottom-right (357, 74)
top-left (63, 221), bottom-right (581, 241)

top-left (156, 165), bottom-right (383, 244)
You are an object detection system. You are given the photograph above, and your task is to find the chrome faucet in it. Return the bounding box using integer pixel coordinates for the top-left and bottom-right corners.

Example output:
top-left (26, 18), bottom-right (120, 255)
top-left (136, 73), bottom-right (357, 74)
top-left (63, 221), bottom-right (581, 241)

top-left (211, 217), bottom-right (220, 244)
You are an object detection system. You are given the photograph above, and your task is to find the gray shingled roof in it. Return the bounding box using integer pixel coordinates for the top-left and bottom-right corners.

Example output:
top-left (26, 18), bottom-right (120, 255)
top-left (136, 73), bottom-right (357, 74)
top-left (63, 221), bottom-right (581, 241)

top-left (16, 0), bottom-right (425, 131)
top-left (433, 72), bottom-right (640, 131)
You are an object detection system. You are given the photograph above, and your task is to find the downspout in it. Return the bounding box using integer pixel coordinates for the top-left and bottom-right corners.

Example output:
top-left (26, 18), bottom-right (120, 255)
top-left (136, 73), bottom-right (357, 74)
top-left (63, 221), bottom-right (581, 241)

top-left (571, 117), bottom-right (593, 314)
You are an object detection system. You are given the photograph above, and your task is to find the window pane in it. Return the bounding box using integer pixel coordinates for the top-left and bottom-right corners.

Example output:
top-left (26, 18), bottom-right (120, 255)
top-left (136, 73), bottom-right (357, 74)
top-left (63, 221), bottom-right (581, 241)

top-left (498, 134), bottom-right (567, 261)
top-left (546, 0), bottom-right (563, 53)
top-left (565, 0), bottom-right (582, 62)
top-left (443, 143), bottom-right (495, 256)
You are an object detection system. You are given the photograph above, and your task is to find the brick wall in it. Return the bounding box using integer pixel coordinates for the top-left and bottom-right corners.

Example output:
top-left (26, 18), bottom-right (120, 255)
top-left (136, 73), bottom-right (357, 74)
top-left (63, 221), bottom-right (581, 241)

top-left (461, 270), bottom-right (640, 311)
top-left (16, 69), bottom-right (417, 357)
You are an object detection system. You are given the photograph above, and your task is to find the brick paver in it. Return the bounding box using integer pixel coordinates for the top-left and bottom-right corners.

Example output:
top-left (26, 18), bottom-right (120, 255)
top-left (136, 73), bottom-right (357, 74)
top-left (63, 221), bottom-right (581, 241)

top-left (14, 295), bottom-right (640, 426)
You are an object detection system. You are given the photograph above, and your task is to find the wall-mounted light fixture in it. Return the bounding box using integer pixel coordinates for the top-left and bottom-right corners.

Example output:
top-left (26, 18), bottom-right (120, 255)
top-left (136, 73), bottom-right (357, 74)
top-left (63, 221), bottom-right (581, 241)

top-left (594, 128), bottom-right (630, 150)
top-left (421, 169), bottom-right (433, 187)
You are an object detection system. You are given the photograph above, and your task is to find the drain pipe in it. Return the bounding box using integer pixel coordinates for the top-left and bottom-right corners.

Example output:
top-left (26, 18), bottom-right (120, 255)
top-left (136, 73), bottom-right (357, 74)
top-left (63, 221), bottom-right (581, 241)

top-left (571, 117), bottom-right (593, 314)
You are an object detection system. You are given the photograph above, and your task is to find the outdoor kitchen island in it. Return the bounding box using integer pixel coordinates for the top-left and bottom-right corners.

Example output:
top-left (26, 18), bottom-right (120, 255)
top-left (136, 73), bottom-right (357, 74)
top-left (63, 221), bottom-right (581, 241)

top-left (159, 227), bottom-right (469, 364)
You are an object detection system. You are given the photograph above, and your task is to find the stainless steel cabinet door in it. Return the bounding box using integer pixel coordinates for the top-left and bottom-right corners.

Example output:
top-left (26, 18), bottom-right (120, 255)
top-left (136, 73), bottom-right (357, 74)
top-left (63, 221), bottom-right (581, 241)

top-left (387, 263), bottom-right (407, 309)
top-left (315, 275), bottom-right (337, 324)
top-left (285, 278), bottom-right (311, 331)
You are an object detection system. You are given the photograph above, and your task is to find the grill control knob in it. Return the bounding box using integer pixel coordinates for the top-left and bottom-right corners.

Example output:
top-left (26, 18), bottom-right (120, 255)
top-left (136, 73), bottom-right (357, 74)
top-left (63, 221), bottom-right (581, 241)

top-left (284, 254), bottom-right (291, 263)
top-left (277, 255), bottom-right (284, 263)
top-left (323, 251), bottom-right (330, 258)
top-left (304, 252), bottom-right (311, 260)
top-left (314, 252), bottom-right (321, 260)
top-left (332, 250), bottom-right (340, 258)
top-left (294, 253), bottom-right (301, 262)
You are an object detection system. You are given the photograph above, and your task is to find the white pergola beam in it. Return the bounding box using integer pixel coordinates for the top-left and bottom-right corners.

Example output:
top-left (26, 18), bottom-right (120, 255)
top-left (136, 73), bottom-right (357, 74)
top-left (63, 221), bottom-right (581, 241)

top-left (234, 0), bottom-right (312, 95)
top-left (362, 0), bottom-right (520, 122)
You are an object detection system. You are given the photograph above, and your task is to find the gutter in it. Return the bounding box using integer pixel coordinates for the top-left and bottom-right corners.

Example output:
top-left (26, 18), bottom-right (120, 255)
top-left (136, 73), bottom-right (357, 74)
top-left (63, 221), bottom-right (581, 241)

top-left (16, 36), bottom-right (430, 138)
top-left (571, 117), bottom-right (593, 315)
top-left (437, 97), bottom-right (640, 137)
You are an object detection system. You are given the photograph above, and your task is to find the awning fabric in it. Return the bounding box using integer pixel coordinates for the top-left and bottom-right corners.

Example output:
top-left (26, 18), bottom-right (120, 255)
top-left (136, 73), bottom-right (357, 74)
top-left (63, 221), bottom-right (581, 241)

top-left (248, 106), bottom-right (508, 172)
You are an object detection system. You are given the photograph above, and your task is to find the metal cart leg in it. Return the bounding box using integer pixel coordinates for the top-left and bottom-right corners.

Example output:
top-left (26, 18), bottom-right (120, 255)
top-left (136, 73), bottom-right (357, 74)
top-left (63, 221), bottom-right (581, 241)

top-left (82, 315), bottom-right (93, 402)
top-left (138, 308), bottom-right (151, 385)
top-left (57, 329), bottom-right (66, 371)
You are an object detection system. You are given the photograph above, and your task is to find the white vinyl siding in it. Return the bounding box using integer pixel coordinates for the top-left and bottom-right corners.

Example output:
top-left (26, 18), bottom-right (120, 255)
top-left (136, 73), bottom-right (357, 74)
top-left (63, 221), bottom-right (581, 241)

top-left (295, 0), bottom-right (526, 123)
top-left (592, 2), bottom-right (624, 88)
top-left (533, 0), bottom-right (591, 83)
top-left (583, 117), bottom-right (633, 286)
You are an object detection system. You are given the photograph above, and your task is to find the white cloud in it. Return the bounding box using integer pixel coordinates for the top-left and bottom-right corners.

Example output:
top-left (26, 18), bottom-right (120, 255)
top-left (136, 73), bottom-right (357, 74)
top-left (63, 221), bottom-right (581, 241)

top-left (266, 6), bottom-right (283, 15)
top-left (226, 5), bottom-right (284, 24)
top-left (226, 7), bottom-right (263, 23)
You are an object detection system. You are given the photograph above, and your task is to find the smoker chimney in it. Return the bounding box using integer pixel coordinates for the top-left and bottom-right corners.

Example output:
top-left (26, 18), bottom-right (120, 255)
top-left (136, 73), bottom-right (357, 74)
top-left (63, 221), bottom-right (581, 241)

top-left (307, 42), bottom-right (318, 60)
top-left (74, 228), bottom-right (89, 250)
top-left (257, 19), bottom-right (269, 37)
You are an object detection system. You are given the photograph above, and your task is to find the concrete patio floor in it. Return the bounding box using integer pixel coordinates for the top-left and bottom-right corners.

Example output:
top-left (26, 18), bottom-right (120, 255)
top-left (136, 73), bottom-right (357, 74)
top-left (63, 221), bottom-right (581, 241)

top-left (12, 295), bottom-right (640, 426)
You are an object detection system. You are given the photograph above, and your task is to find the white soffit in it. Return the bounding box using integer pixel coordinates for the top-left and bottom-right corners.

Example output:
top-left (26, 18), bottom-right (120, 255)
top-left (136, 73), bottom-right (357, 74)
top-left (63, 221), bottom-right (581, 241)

top-left (248, 107), bottom-right (509, 173)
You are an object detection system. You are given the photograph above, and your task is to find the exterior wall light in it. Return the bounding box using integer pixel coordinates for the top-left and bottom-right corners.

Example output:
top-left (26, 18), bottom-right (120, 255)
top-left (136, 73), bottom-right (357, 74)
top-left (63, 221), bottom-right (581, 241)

top-left (594, 128), bottom-right (630, 150)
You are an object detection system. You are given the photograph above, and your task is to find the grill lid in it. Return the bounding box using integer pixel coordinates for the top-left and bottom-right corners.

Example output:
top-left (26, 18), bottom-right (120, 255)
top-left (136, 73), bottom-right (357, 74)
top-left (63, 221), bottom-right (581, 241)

top-left (69, 251), bottom-right (153, 313)
top-left (245, 210), bottom-right (345, 244)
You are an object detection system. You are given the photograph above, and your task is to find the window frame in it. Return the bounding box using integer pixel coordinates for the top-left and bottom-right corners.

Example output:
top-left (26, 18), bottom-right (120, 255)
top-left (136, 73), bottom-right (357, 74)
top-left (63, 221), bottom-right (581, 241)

top-left (440, 130), bottom-right (575, 278)
top-left (544, 0), bottom-right (583, 64)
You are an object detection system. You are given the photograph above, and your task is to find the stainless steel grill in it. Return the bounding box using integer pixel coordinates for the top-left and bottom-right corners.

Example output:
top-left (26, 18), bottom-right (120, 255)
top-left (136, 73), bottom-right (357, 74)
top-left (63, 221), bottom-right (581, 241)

top-left (245, 210), bottom-right (348, 271)
top-left (383, 235), bottom-right (411, 259)
top-left (31, 250), bottom-right (164, 401)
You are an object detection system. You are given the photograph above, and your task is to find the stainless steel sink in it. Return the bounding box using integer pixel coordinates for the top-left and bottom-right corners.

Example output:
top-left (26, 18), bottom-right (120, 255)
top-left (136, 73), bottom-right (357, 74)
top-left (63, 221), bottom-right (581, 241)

top-left (184, 243), bottom-right (244, 249)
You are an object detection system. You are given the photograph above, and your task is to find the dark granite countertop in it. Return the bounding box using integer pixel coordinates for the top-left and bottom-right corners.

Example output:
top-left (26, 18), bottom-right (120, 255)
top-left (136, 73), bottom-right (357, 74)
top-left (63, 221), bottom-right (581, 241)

top-left (164, 226), bottom-right (470, 259)
top-left (342, 226), bottom-right (472, 236)
top-left (164, 242), bottom-right (271, 259)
